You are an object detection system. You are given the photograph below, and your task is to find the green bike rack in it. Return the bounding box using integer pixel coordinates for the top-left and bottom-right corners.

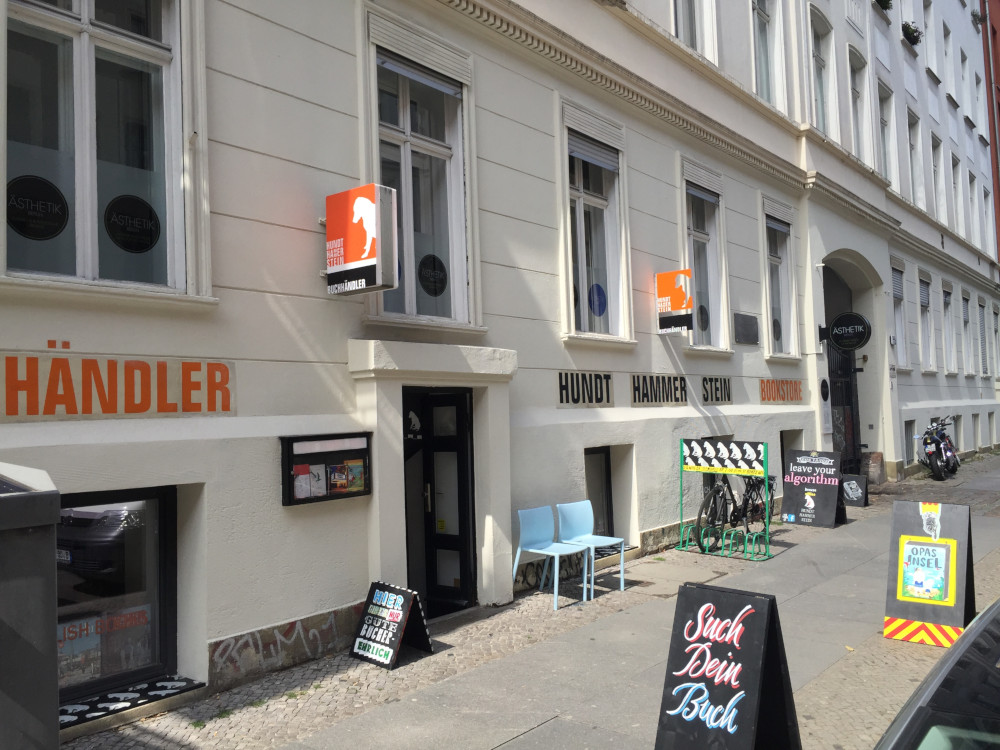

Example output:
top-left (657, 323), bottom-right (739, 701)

top-left (676, 438), bottom-right (774, 561)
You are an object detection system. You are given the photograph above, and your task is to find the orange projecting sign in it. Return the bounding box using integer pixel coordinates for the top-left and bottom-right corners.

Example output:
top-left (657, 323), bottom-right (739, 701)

top-left (655, 269), bottom-right (693, 334)
top-left (325, 183), bottom-right (397, 296)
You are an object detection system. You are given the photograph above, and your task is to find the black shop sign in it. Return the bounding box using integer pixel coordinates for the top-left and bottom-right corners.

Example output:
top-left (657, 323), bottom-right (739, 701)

top-left (782, 450), bottom-right (842, 528)
top-left (350, 582), bottom-right (433, 669)
top-left (655, 583), bottom-right (801, 750)
top-left (824, 311), bottom-right (871, 351)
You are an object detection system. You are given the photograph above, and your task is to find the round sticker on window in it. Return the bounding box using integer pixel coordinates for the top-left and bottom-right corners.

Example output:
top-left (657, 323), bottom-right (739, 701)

top-left (588, 284), bottom-right (607, 317)
top-left (697, 304), bottom-right (711, 331)
top-left (104, 195), bottom-right (160, 253)
top-left (6, 175), bottom-right (69, 240)
top-left (417, 255), bottom-right (448, 297)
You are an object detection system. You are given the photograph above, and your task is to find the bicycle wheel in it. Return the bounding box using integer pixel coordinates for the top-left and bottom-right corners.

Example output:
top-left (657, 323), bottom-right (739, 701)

top-left (696, 484), bottom-right (726, 553)
top-left (742, 478), bottom-right (767, 537)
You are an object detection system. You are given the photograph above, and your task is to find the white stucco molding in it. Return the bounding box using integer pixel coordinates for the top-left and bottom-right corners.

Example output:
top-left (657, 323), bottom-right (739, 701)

top-left (435, 0), bottom-right (806, 191)
top-left (804, 172), bottom-right (900, 234)
top-left (348, 339), bottom-right (518, 383)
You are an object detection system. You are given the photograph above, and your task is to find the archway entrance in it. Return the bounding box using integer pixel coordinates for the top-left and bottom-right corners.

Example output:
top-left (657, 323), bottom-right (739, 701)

top-left (824, 267), bottom-right (863, 474)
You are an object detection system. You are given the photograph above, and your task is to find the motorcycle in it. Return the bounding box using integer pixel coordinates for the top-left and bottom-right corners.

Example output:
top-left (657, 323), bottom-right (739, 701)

top-left (917, 416), bottom-right (960, 480)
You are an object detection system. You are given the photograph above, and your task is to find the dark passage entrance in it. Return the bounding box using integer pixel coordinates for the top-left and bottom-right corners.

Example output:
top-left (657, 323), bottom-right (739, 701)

top-left (824, 268), bottom-right (863, 474)
top-left (403, 388), bottom-right (476, 619)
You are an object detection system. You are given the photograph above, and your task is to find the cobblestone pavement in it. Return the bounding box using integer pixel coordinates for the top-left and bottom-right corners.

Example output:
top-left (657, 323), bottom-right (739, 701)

top-left (66, 452), bottom-right (1000, 749)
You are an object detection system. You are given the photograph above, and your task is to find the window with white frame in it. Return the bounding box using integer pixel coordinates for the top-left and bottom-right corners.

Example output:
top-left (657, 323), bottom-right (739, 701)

top-left (943, 23), bottom-right (954, 95)
top-left (993, 308), bottom-right (999, 375)
top-left (878, 84), bottom-right (895, 186)
top-left (765, 215), bottom-right (792, 355)
top-left (375, 49), bottom-right (467, 322)
top-left (980, 302), bottom-right (989, 375)
top-left (960, 49), bottom-right (969, 109)
top-left (952, 155), bottom-right (964, 235)
top-left (975, 73), bottom-right (985, 126)
top-left (932, 135), bottom-right (945, 221)
top-left (944, 288), bottom-right (957, 371)
top-left (686, 182), bottom-right (724, 347)
top-left (969, 172), bottom-right (980, 246)
top-left (811, 13), bottom-right (832, 134)
top-left (753, 0), bottom-right (773, 104)
top-left (567, 130), bottom-right (625, 336)
top-left (849, 50), bottom-right (868, 162)
top-left (919, 277), bottom-right (934, 369)
top-left (907, 110), bottom-right (924, 207)
top-left (984, 188), bottom-right (995, 256)
top-left (6, 0), bottom-right (196, 290)
top-left (674, 0), bottom-right (717, 60)
top-left (963, 293), bottom-right (973, 372)
top-left (924, 0), bottom-right (938, 76)
top-left (892, 267), bottom-right (908, 367)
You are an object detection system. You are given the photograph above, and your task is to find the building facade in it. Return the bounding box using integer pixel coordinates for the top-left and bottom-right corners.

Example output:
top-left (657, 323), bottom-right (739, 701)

top-left (3, 0), bottom-right (998, 726)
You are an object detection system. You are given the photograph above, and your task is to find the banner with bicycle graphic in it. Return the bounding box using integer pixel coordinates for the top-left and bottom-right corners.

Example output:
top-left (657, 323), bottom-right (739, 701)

top-left (681, 438), bottom-right (766, 477)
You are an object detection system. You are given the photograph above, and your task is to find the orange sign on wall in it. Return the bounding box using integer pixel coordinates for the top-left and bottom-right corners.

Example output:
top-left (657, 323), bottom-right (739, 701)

top-left (655, 270), bottom-right (693, 333)
top-left (325, 184), bottom-right (397, 296)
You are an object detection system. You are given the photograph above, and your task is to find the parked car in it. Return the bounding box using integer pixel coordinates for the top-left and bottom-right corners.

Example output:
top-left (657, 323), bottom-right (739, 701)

top-left (874, 594), bottom-right (1000, 748)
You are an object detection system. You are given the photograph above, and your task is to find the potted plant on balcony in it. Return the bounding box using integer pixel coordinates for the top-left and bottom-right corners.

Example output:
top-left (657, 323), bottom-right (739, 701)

top-left (902, 21), bottom-right (923, 45)
top-left (875, 0), bottom-right (892, 10)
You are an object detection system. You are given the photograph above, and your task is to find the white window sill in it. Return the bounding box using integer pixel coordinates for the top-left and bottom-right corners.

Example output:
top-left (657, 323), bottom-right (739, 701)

top-left (895, 365), bottom-right (914, 374)
top-left (920, 367), bottom-right (938, 375)
top-left (562, 332), bottom-right (637, 350)
top-left (683, 344), bottom-right (734, 358)
top-left (945, 370), bottom-right (960, 377)
top-left (0, 274), bottom-right (218, 309)
top-left (363, 313), bottom-right (488, 336)
top-left (764, 352), bottom-right (801, 364)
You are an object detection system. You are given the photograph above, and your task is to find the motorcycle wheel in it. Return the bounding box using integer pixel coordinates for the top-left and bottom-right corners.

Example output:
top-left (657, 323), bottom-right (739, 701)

top-left (929, 453), bottom-right (945, 481)
top-left (946, 454), bottom-right (959, 474)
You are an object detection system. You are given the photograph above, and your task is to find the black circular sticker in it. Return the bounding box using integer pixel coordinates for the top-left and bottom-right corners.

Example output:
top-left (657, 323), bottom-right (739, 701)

top-left (6, 175), bottom-right (69, 240)
top-left (417, 255), bottom-right (448, 297)
top-left (821, 379), bottom-right (830, 401)
top-left (697, 304), bottom-right (710, 332)
top-left (104, 195), bottom-right (160, 253)
top-left (772, 318), bottom-right (782, 342)
top-left (828, 311), bottom-right (872, 351)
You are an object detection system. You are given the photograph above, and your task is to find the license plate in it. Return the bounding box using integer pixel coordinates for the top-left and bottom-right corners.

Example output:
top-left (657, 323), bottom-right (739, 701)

top-left (925, 444), bottom-right (937, 455)
top-left (56, 549), bottom-right (71, 563)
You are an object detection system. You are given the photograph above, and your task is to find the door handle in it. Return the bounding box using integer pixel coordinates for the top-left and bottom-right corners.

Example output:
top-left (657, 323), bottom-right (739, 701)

top-left (424, 483), bottom-right (432, 513)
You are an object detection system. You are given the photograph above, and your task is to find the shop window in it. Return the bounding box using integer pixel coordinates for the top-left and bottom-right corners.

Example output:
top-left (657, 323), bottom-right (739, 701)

top-left (57, 486), bottom-right (176, 702)
top-left (5, 0), bottom-right (204, 292)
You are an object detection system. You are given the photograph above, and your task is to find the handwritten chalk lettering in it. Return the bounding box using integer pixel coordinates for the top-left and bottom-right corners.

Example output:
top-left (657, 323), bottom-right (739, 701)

top-left (665, 682), bottom-right (744, 734)
top-left (371, 590), bottom-right (403, 609)
top-left (700, 377), bottom-right (732, 405)
top-left (673, 642), bottom-right (744, 688)
top-left (353, 638), bottom-right (393, 664)
top-left (683, 603), bottom-right (755, 649)
top-left (558, 371), bottom-right (614, 407)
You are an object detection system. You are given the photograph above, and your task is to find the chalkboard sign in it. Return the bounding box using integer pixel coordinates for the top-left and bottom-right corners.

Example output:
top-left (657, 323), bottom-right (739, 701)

top-left (839, 474), bottom-right (868, 507)
top-left (884, 501), bottom-right (975, 647)
top-left (655, 583), bottom-right (801, 750)
top-left (781, 450), bottom-right (841, 527)
top-left (350, 581), bottom-right (433, 669)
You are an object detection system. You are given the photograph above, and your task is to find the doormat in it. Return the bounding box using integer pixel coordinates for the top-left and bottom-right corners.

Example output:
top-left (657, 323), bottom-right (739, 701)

top-left (595, 544), bottom-right (636, 561)
top-left (59, 675), bottom-right (204, 728)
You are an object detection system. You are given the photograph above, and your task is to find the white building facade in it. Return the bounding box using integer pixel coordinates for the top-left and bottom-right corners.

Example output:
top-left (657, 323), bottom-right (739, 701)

top-left (2, 0), bottom-right (998, 714)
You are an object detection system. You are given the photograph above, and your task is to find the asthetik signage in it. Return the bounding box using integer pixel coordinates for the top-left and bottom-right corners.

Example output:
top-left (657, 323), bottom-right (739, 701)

top-left (325, 183), bottom-right (397, 296)
top-left (2, 352), bottom-right (235, 422)
top-left (827, 311), bottom-right (871, 351)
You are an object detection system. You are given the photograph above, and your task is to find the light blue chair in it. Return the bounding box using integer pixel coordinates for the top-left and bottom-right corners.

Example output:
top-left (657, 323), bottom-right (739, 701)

top-left (514, 506), bottom-right (589, 610)
top-left (557, 500), bottom-right (625, 601)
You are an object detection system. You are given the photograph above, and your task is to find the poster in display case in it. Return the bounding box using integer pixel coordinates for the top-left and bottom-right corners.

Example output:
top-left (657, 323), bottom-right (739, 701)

top-left (280, 433), bottom-right (372, 506)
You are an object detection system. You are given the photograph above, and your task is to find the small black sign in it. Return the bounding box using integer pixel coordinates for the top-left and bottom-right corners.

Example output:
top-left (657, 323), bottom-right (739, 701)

top-left (655, 583), bottom-right (801, 750)
top-left (782, 450), bottom-right (841, 527)
top-left (839, 474), bottom-right (868, 507)
top-left (885, 501), bottom-right (975, 630)
top-left (104, 195), bottom-right (160, 253)
top-left (350, 581), bottom-right (433, 669)
top-left (6, 175), bottom-right (69, 240)
top-left (827, 311), bottom-right (871, 351)
top-left (417, 254), bottom-right (448, 297)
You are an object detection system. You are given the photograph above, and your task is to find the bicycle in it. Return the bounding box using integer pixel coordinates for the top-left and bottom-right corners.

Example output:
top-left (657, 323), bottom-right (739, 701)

top-left (695, 474), bottom-right (777, 553)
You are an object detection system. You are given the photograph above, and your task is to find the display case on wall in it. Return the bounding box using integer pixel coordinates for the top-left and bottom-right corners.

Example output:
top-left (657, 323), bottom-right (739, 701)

top-left (280, 433), bottom-right (372, 506)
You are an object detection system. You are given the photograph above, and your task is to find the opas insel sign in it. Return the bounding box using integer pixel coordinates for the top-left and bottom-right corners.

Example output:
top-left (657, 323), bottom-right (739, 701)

top-left (325, 183), bottom-right (397, 295)
top-left (2, 352), bottom-right (235, 422)
top-left (682, 439), bottom-right (765, 476)
top-left (824, 311), bottom-right (872, 351)
top-left (655, 583), bottom-right (801, 749)
top-left (656, 270), bottom-right (693, 333)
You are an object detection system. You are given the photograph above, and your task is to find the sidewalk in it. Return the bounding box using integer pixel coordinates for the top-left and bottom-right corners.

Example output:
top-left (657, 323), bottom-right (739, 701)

top-left (67, 454), bottom-right (1000, 749)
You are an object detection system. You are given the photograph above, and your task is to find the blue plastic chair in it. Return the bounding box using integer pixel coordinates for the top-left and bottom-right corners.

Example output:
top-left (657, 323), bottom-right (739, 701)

top-left (557, 500), bottom-right (625, 600)
top-left (513, 506), bottom-right (589, 610)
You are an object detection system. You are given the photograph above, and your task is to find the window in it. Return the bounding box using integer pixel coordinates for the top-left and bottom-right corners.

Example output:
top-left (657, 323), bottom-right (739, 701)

top-left (892, 267), bottom-right (908, 367)
top-left (952, 155), bottom-right (964, 235)
top-left (567, 130), bottom-right (624, 336)
top-left (919, 277), bottom-right (933, 368)
top-left (994, 309), bottom-right (1000, 375)
top-left (924, 1), bottom-right (938, 75)
top-left (811, 13), bottom-right (832, 134)
top-left (849, 51), bottom-right (868, 161)
top-left (376, 50), bottom-right (467, 322)
top-left (961, 49), bottom-right (969, 108)
top-left (686, 183), bottom-right (724, 347)
top-left (975, 74), bottom-right (985, 126)
top-left (765, 216), bottom-right (792, 354)
top-left (931, 135), bottom-right (945, 221)
top-left (57, 486), bottom-right (176, 702)
top-left (907, 111), bottom-right (924, 207)
top-left (753, 0), bottom-right (773, 104)
top-left (878, 84), bottom-right (895, 186)
top-left (969, 172), bottom-right (980, 246)
top-left (944, 289), bottom-right (957, 371)
top-left (6, 0), bottom-right (195, 290)
top-left (984, 188), bottom-right (995, 256)
top-left (943, 24), bottom-right (954, 94)
top-left (674, 0), bottom-right (698, 48)
top-left (904, 420), bottom-right (915, 465)
top-left (963, 294), bottom-right (973, 372)
top-left (980, 302), bottom-right (989, 375)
